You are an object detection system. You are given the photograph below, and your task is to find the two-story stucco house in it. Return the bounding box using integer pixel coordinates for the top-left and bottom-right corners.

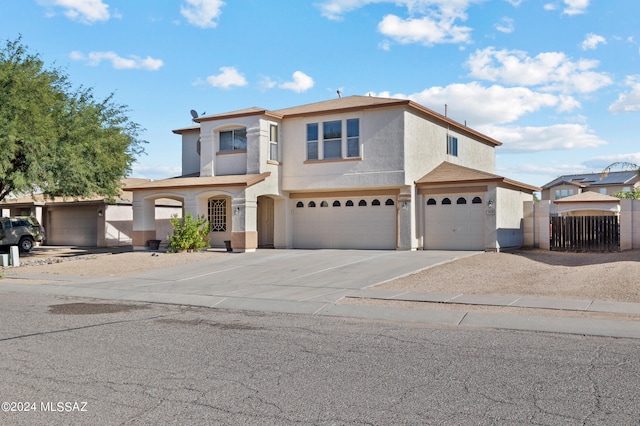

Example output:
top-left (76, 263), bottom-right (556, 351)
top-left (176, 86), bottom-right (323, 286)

top-left (126, 95), bottom-right (538, 252)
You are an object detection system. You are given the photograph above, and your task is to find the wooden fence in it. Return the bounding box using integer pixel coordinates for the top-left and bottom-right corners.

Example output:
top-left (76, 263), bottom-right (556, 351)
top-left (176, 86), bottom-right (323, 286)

top-left (550, 216), bottom-right (620, 251)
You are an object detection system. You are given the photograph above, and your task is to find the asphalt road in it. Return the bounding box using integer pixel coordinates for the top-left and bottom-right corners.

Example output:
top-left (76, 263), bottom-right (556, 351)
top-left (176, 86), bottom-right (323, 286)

top-left (1, 291), bottom-right (639, 425)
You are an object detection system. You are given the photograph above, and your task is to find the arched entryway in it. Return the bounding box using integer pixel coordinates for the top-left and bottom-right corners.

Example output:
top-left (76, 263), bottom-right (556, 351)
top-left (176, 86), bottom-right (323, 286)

top-left (257, 196), bottom-right (274, 248)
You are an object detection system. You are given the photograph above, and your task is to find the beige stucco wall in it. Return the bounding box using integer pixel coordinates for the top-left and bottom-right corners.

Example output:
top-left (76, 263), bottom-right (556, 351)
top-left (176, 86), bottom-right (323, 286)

top-left (495, 187), bottom-right (533, 250)
top-left (280, 107), bottom-right (406, 191)
top-left (403, 110), bottom-right (496, 181)
top-left (620, 199), bottom-right (640, 250)
top-left (181, 129), bottom-right (201, 176)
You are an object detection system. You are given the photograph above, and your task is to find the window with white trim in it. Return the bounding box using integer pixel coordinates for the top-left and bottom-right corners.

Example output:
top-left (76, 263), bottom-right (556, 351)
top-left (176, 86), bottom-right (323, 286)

top-left (307, 123), bottom-right (318, 160)
top-left (269, 124), bottom-right (278, 161)
top-left (447, 135), bottom-right (458, 156)
top-left (306, 118), bottom-right (360, 160)
top-left (220, 128), bottom-right (247, 152)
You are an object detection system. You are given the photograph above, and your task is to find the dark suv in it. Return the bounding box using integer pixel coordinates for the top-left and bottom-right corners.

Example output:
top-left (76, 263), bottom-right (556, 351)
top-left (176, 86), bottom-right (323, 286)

top-left (0, 217), bottom-right (45, 252)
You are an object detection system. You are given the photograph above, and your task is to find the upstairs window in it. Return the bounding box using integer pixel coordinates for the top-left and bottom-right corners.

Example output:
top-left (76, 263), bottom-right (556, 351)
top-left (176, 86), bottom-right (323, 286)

top-left (307, 123), bottom-right (318, 160)
top-left (447, 135), bottom-right (458, 156)
top-left (323, 120), bottom-right (342, 159)
top-left (269, 124), bottom-right (278, 161)
top-left (306, 118), bottom-right (360, 161)
top-left (347, 118), bottom-right (360, 157)
top-left (220, 128), bottom-right (247, 152)
top-left (554, 189), bottom-right (574, 199)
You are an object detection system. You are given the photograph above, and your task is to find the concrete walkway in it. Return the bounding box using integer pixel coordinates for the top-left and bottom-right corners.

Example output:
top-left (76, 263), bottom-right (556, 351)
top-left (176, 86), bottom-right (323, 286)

top-left (2, 249), bottom-right (640, 339)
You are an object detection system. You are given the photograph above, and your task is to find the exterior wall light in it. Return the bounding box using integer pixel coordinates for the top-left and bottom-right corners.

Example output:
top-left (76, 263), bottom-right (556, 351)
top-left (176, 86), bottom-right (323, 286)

top-left (487, 199), bottom-right (495, 209)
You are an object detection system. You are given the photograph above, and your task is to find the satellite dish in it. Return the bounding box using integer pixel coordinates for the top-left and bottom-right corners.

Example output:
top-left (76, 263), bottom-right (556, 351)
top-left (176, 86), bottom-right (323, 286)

top-left (190, 109), bottom-right (198, 119)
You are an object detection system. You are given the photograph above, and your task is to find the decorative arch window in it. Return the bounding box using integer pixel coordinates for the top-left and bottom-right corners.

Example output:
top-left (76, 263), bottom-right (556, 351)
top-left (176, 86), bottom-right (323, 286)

top-left (427, 198), bottom-right (437, 206)
top-left (308, 201), bottom-right (316, 208)
top-left (442, 198), bottom-right (452, 205)
top-left (346, 200), bottom-right (354, 207)
top-left (372, 199), bottom-right (381, 206)
top-left (333, 200), bottom-right (341, 207)
top-left (472, 196), bottom-right (482, 204)
top-left (208, 198), bottom-right (227, 232)
top-left (320, 201), bottom-right (329, 207)
top-left (385, 199), bottom-right (395, 206)
top-left (457, 197), bottom-right (467, 205)
top-left (358, 200), bottom-right (367, 206)
top-left (296, 201), bottom-right (304, 208)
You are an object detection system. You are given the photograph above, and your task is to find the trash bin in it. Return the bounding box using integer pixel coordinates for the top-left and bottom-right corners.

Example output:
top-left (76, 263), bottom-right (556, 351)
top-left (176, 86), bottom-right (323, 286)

top-left (224, 240), bottom-right (232, 252)
top-left (147, 239), bottom-right (161, 250)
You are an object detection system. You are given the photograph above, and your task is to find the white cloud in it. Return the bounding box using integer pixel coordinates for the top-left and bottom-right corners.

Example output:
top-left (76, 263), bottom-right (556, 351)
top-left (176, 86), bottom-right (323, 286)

top-left (505, 0), bottom-right (522, 5)
top-left (378, 13), bottom-right (472, 45)
top-left (258, 76), bottom-right (277, 91)
top-left (563, 0), bottom-right (589, 15)
top-left (466, 47), bottom-right (612, 94)
top-left (70, 51), bottom-right (164, 70)
top-left (494, 17), bottom-right (514, 34)
top-left (279, 71), bottom-right (315, 93)
top-left (318, 0), bottom-right (479, 45)
top-left (198, 67), bottom-right (247, 88)
top-left (609, 75), bottom-right (640, 114)
top-left (370, 82), bottom-right (579, 126)
top-left (582, 153), bottom-right (640, 170)
top-left (181, 0), bottom-right (225, 28)
top-left (480, 123), bottom-right (607, 152)
top-left (37, 0), bottom-right (111, 24)
top-left (543, 3), bottom-right (557, 11)
top-left (581, 33), bottom-right (606, 50)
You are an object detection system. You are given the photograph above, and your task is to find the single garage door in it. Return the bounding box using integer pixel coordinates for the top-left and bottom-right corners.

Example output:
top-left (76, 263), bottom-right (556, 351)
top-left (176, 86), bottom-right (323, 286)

top-left (47, 207), bottom-right (97, 246)
top-left (423, 194), bottom-right (485, 250)
top-left (293, 196), bottom-right (396, 249)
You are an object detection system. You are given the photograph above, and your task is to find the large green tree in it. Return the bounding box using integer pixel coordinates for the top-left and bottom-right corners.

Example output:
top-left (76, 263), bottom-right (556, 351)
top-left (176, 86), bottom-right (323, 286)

top-left (0, 36), bottom-right (145, 201)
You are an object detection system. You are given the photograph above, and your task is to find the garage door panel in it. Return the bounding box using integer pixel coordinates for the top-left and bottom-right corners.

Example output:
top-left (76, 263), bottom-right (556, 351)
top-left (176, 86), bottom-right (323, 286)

top-left (48, 208), bottom-right (97, 246)
top-left (293, 198), bottom-right (395, 249)
top-left (424, 195), bottom-right (484, 250)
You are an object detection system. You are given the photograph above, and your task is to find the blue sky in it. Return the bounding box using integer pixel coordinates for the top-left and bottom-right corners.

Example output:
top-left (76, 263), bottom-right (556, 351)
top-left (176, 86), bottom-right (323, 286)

top-left (2, 0), bottom-right (639, 188)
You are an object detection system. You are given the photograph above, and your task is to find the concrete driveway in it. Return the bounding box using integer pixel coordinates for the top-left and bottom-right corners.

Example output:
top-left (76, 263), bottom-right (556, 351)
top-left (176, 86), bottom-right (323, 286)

top-left (4, 249), bottom-right (479, 315)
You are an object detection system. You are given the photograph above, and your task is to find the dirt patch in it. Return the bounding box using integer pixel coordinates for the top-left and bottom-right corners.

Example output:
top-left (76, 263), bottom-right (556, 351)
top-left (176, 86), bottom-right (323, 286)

top-left (5, 249), bottom-right (226, 277)
top-left (374, 249), bottom-right (640, 303)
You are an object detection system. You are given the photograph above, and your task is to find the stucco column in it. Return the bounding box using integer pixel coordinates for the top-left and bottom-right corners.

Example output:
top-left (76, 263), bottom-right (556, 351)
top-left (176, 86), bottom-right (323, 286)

top-left (199, 131), bottom-right (215, 177)
top-left (132, 196), bottom-right (156, 250)
top-left (230, 194), bottom-right (258, 252)
top-left (484, 186), bottom-right (498, 252)
top-left (397, 191), bottom-right (413, 250)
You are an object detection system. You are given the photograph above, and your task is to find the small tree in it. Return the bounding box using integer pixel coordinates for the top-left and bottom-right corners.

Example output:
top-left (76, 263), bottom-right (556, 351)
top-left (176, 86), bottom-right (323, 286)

top-left (612, 187), bottom-right (640, 200)
top-left (167, 213), bottom-right (210, 252)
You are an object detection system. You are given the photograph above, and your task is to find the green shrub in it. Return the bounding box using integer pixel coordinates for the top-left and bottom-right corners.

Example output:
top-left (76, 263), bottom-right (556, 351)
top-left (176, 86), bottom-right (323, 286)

top-left (167, 213), bottom-right (210, 252)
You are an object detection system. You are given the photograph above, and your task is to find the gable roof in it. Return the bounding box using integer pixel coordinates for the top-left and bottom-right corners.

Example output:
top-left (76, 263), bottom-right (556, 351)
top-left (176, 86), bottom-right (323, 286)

top-left (416, 162), bottom-right (540, 192)
top-left (553, 191), bottom-right (621, 204)
top-left (542, 171), bottom-right (640, 189)
top-left (187, 95), bottom-right (502, 148)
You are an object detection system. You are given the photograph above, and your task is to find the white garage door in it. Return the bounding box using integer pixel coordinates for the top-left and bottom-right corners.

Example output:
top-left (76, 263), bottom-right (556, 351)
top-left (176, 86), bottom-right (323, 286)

top-left (293, 197), bottom-right (396, 249)
top-left (48, 207), bottom-right (97, 246)
top-left (423, 194), bottom-right (485, 250)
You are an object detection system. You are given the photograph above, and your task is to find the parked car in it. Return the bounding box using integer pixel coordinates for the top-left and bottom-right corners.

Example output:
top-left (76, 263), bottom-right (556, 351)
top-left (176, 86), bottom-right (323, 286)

top-left (0, 216), bottom-right (45, 252)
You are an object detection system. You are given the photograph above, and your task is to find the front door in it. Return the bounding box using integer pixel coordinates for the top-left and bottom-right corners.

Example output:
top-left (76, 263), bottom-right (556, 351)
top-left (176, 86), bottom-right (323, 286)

top-left (257, 196), bottom-right (274, 248)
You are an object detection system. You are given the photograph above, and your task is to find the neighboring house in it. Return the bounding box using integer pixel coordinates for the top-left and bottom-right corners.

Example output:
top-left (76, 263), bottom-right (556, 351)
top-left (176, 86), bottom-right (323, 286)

top-left (125, 95), bottom-right (539, 252)
top-left (0, 178), bottom-right (181, 247)
top-left (541, 171), bottom-right (640, 201)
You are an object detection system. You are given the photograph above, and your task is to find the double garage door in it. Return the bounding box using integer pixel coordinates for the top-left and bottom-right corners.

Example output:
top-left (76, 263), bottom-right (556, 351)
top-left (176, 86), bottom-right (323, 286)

top-left (47, 207), bottom-right (97, 246)
top-left (293, 196), bottom-right (396, 249)
top-left (423, 194), bottom-right (485, 250)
